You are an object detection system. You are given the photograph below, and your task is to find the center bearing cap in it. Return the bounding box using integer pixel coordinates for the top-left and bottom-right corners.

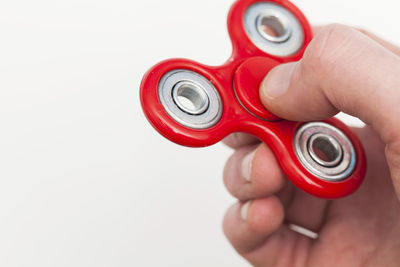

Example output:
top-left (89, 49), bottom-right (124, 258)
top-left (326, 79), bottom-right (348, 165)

top-left (233, 57), bottom-right (281, 121)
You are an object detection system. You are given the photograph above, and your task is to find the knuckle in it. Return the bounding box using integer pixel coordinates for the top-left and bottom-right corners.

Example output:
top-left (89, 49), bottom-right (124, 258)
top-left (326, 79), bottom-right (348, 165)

top-left (223, 154), bottom-right (237, 189)
top-left (301, 24), bottom-right (356, 81)
top-left (222, 152), bottom-right (249, 200)
top-left (356, 27), bottom-right (370, 36)
top-left (386, 141), bottom-right (400, 179)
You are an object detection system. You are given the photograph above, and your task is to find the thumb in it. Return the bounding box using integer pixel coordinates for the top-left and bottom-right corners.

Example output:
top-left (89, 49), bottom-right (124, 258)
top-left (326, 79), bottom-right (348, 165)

top-left (260, 24), bottom-right (400, 145)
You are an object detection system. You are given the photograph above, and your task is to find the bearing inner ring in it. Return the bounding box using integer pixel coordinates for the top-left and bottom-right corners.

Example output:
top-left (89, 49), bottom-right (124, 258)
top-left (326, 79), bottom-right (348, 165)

top-left (172, 81), bottom-right (210, 115)
top-left (158, 70), bottom-right (223, 129)
top-left (294, 122), bottom-right (356, 182)
top-left (243, 2), bottom-right (305, 57)
top-left (308, 133), bottom-right (343, 168)
top-left (256, 11), bottom-right (292, 43)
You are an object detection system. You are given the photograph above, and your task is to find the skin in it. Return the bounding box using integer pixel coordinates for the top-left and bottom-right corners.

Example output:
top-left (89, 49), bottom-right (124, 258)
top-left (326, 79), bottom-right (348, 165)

top-left (222, 24), bottom-right (400, 267)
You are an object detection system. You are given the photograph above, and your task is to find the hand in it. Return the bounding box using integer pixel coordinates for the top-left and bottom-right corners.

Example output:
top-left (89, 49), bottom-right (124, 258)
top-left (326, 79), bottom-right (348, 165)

top-left (222, 24), bottom-right (400, 267)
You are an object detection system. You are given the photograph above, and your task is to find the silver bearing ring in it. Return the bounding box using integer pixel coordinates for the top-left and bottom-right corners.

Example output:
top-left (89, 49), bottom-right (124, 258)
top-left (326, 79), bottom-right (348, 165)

top-left (294, 122), bottom-right (356, 182)
top-left (243, 2), bottom-right (305, 57)
top-left (158, 70), bottom-right (223, 129)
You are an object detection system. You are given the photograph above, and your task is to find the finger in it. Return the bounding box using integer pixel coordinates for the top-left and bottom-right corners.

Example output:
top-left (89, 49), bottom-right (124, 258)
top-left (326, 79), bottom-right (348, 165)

top-left (285, 188), bottom-right (329, 232)
top-left (357, 29), bottom-right (400, 56)
top-left (260, 24), bottom-right (400, 145)
top-left (224, 199), bottom-right (317, 267)
top-left (223, 142), bottom-right (329, 230)
top-left (222, 133), bottom-right (260, 149)
top-left (313, 25), bottom-right (400, 56)
top-left (223, 143), bottom-right (286, 201)
top-left (223, 197), bottom-right (284, 254)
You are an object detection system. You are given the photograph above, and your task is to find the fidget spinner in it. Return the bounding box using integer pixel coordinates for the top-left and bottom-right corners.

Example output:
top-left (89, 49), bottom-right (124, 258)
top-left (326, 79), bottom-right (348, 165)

top-left (140, 0), bottom-right (366, 198)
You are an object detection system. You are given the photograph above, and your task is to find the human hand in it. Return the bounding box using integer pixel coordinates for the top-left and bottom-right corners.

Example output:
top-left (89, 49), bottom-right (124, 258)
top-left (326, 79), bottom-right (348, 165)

top-left (222, 24), bottom-right (400, 267)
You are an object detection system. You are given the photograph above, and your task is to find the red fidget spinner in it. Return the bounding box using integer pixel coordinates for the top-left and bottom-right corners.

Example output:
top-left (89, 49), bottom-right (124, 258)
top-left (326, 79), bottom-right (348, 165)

top-left (140, 0), bottom-right (366, 198)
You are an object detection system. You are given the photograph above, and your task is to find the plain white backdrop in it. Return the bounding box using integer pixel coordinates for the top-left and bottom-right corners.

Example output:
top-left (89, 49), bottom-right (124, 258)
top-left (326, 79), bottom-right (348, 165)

top-left (0, 0), bottom-right (399, 266)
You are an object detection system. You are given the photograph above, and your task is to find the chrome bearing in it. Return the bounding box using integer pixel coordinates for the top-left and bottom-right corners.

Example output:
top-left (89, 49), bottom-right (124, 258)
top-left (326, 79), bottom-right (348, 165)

top-left (294, 122), bottom-right (356, 182)
top-left (243, 2), bottom-right (305, 57)
top-left (158, 70), bottom-right (223, 129)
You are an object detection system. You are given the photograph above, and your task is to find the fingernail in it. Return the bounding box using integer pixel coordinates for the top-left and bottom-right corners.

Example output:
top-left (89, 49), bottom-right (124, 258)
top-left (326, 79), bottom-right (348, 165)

top-left (261, 63), bottom-right (296, 99)
top-left (241, 201), bottom-right (251, 221)
top-left (241, 150), bottom-right (256, 182)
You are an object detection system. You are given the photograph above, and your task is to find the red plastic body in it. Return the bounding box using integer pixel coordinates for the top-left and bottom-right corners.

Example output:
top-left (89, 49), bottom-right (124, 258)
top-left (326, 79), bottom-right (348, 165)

top-left (140, 0), bottom-right (366, 199)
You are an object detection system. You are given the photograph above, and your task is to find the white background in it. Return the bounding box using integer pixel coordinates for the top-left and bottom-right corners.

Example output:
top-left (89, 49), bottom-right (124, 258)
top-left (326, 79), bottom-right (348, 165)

top-left (0, 0), bottom-right (398, 266)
